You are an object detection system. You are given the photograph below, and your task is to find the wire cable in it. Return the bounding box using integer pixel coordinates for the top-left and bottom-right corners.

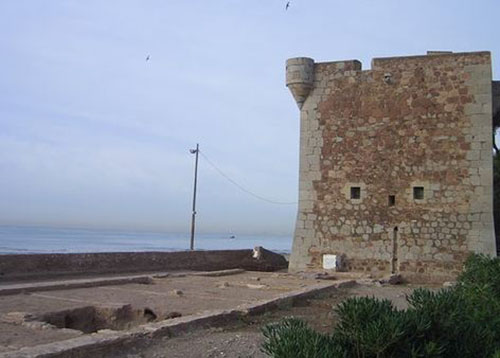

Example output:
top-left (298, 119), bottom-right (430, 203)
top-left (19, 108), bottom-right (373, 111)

top-left (198, 150), bottom-right (297, 205)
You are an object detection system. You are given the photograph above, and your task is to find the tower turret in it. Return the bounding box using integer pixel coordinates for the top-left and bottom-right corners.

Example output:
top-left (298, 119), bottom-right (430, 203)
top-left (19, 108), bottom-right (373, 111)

top-left (286, 57), bottom-right (314, 109)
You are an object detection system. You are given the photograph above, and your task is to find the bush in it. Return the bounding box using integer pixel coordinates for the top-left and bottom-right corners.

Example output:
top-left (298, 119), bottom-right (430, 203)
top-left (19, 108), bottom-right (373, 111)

top-left (261, 317), bottom-right (344, 358)
top-left (334, 296), bottom-right (439, 358)
top-left (406, 287), bottom-right (498, 358)
top-left (457, 253), bottom-right (500, 296)
top-left (262, 254), bottom-right (500, 358)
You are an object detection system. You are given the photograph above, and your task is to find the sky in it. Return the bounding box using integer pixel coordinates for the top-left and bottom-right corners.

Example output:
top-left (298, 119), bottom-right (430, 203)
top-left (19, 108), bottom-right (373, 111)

top-left (0, 0), bottom-right (499, 235)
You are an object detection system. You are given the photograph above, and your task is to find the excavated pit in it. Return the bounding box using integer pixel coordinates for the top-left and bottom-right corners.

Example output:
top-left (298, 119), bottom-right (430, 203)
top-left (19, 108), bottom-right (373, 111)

top-left (33, 305), bottom-right (172, 333)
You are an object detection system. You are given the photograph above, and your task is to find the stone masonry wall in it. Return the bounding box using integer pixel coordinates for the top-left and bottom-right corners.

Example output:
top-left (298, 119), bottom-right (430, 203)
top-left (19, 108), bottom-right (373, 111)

top-left (288, 52), bottom-right (496, 282)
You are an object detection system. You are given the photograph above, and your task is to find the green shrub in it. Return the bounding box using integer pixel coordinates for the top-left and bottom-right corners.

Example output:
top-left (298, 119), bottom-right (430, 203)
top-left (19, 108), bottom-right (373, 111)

top-left (407, 287), bottom-right (498, 358)
top-left (262, 254), bottom-right (500, 358)
top-left (261, 317), bottom-right (344, 358)
top-left (334, 296), bottom-right (439, 358)
top-left (334, 297), bottom-right (405, 356)
top-left (457, 253), bottom-right (500, 296)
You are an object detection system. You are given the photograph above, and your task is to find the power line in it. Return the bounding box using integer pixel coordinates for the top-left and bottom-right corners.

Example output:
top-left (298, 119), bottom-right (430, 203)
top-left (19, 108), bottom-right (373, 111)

top-left (198, 150), bottom-right (297, 206)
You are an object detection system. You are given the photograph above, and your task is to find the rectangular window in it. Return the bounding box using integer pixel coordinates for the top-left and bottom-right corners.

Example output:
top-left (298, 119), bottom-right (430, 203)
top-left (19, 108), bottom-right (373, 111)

top-left (388, 195), bottom-right (396, 206)
top-left (350, 187), bottom-right (361, 199)
top-left (413, 187), bottom-right (424, 200)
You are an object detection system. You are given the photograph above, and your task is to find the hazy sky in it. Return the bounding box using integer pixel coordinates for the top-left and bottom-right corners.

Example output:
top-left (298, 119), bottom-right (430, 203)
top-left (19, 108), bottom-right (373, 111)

top-left (1, 1), bottom-right (499, 235)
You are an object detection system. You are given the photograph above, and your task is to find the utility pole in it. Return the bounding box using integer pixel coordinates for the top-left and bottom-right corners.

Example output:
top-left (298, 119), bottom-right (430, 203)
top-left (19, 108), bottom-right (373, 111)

top-left (189, 143), bottom-right (199, 250)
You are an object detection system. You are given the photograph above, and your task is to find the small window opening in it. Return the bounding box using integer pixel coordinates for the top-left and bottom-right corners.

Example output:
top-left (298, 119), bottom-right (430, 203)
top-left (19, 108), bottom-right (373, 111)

top-left (350, 187), bottom-right (361, 199)
top-left (388, 195), bottom-right (396, 206)
top-left (413, 187), bottom-right (424, 200)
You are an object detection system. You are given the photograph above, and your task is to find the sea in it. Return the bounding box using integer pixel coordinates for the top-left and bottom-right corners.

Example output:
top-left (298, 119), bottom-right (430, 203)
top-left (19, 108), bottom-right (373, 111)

top-left (0, 226), bottom-right (292, 255)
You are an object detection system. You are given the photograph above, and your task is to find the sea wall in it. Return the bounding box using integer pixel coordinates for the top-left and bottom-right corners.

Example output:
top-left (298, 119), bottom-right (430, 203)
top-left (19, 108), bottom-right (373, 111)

top-left (0, 248), bottom-right (288, 281)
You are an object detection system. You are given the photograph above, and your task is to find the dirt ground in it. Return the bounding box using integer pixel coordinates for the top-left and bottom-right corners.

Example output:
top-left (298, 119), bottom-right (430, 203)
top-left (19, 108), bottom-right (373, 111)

top-left (0, 271), bottom-right (337, 353)
top-left (107, 283), bottom-right (425, 358)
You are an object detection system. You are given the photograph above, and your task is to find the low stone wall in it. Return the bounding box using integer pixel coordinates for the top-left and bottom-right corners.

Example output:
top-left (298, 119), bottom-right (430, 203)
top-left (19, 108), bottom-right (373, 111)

top-left (0, 248), bottom-right (288, 282)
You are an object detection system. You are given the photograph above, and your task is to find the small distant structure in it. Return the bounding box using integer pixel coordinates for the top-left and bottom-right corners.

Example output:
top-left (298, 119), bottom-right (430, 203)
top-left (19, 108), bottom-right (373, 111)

top-left (286, 51), bottom-right (499, 282)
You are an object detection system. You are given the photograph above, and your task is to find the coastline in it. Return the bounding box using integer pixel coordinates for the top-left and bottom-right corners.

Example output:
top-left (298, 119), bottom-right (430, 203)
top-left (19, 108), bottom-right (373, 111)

top-left (0, 225), bottom-right (292, 255)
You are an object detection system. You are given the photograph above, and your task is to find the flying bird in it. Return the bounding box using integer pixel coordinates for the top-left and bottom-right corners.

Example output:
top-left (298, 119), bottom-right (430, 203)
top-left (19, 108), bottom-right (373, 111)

top-left (146, 55), bottom-right (150, 61)
top-left (285, 1), bottom-right (290, 10)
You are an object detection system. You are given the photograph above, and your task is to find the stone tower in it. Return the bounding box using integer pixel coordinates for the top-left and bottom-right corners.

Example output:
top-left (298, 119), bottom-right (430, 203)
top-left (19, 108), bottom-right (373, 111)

top-left (287, 51), bottom-right (497, 282)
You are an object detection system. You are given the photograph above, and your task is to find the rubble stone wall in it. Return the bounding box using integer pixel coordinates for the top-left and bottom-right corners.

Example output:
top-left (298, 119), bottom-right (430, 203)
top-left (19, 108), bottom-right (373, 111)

top-left (287, 52), bottom-right (496, 282)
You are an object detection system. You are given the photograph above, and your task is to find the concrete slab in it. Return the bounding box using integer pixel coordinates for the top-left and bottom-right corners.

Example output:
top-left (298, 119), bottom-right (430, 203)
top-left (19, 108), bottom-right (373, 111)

top-left (0, 323), bottom-right (81, 353)
top-left (0, 269), bottom-right (247, 296)
top-left (0, 274), bottom-right (154, 296)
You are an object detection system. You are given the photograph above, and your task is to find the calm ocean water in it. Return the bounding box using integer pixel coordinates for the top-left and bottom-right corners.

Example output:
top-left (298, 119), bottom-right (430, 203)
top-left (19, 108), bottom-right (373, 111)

top-left (0, 226), bottom-right (292, 255)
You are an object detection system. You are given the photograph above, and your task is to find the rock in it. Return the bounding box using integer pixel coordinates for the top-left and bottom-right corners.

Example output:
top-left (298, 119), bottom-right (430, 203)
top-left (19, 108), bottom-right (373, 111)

top-left (172, 289), bottom-right (183, 296)
top-left (246, 284), bottom-right (268, 289)
top-left (357, 278), bottom-right (377, 285)
top-left (299, 272), bottom-right (335, 280)
top-left (388, 274), bottom-right (402, 285)
top-left (252, 247), bottom-right (263, 259)
top-left (24, 321), bottom-right (54, 330)
top-left (96, 329), bottom-right (116, 334)
top-left (318, 274), bottom-right (336, 281)
top-left (443, 281), bottom-right (456, 288)
top-left (217, 281), bottom-right (230, 288)
top-left (1, 312), bottom-right (27, 324)
top-left (165, 311), bottom-right (182, 319)
top-left (239, 246), bottom-right (288, 272)
top-left (380, 274), bottom-right (402, 285)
